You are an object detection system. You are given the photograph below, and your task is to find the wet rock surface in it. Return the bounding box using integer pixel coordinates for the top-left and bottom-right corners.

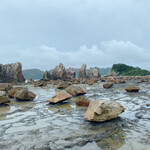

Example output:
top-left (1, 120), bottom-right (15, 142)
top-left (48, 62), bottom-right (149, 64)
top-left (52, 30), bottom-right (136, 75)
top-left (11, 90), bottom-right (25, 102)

top-left (0, 81), bottom-right (150, 150)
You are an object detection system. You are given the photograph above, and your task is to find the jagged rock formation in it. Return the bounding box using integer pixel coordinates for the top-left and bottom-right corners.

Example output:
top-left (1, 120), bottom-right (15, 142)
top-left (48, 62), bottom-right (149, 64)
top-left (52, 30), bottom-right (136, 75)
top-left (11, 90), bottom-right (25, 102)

top-left (43, 71), bottom-right (52, 80)
top-left (52, 63), bottom-right (67, 80)
top-left (0, 62), bottom-right (25, 83)
top-left (67, 68), bottom-right (76, 79)
top-left (88, 67), bottom-right (101, 78)
top-left (78, 64), bottom-right (87, 79)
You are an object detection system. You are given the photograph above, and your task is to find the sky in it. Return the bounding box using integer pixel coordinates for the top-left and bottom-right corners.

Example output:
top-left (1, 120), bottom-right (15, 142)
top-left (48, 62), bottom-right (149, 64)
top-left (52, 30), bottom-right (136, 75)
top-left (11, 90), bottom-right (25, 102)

top-left (0, 0), bottom-right (150, 70)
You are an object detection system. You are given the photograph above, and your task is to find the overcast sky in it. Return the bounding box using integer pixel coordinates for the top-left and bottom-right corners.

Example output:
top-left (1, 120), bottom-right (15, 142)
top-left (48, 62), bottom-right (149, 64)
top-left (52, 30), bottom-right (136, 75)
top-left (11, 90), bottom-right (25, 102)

top-left (0, 0), bottom-right (150, 70)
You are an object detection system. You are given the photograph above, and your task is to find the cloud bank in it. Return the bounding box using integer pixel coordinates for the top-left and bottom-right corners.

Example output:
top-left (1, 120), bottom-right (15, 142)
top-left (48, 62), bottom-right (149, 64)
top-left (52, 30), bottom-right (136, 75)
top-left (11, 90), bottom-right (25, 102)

top-left (1, 40), bottom-right (150, 70)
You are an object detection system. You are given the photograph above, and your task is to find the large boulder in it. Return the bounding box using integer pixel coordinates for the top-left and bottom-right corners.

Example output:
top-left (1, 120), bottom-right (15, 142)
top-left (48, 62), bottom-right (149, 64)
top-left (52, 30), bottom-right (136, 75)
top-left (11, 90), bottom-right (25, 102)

top-left (56, 81), bottom-right (69, 89)
top-left (8, 87), bottom-right (28, 98)
top-left (14, 89), bottom-right (36, 100)
top-left (49, 91), bottom-right (72, 103)
top-left (52, 63), bottom-right (67, 80)
top-left (43, 71), bottom-right (52, 81)
top-left (0, 62), bottom-right (25, 83)
top-left (66, 85), bottom-right (86, 96)
top-left (67, 68), bottom-right (76, 79)
top-left (125, 86), bottom-right (140, 92)
top-left (103, 82), bottom-right (113, 88)
top-left (84, 100), bottom-right (125, 122)
top-left (78, 64), bottom-right (87, 79)
top-left (88, 67), bottom-right (101, 78)
top-left (0, 83), bottom-right (12, 92)
top-left (0, 96), bottom-right (11, 104)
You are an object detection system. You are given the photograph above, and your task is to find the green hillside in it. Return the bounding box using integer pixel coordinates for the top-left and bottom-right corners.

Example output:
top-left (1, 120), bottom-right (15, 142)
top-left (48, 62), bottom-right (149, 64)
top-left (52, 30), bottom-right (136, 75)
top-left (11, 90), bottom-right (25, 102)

top-left (112, 64), bottom-right (150, 76)
top-left (23, 69), bottom-right (44, 80)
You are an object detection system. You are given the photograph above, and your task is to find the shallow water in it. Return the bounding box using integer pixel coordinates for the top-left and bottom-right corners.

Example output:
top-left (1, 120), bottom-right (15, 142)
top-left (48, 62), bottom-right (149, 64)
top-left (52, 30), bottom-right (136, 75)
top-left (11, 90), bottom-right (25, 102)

top-left (0, 81), bottom-right (150, 150)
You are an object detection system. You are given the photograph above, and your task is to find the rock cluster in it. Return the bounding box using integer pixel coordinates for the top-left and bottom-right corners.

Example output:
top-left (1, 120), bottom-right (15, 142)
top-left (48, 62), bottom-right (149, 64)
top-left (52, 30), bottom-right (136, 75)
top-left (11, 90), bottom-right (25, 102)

top-left (88, 67), bottom-right (101, 78)
top-left (0, 62), bottom-right (25, 83)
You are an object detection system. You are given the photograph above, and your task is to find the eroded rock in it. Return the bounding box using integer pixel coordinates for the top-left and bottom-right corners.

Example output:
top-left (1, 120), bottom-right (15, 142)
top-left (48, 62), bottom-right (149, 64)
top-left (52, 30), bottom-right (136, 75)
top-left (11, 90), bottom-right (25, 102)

top-left (52, 63), bottom-right (67, 80)
top-left (103, 82), bottom-right (113, 88)
top-left (78, 64), bottom-right (87, 79)
top-left (67, 68), bottom-right (76, 79)
top-left (14, 89), bottom-right (36, 100)
top-left (88, 67), bottom-right (101, 79)
top-left (0, 62), bottom-right (25, 83)
top-left (57, 81), bottom-right (69, 89)
top-left (75, 96), bottom-right (90, 106)
top-left (0, 96), bottom-right (11, 104)
top-left (43, 71), bottom-right (52, 81)
top-left (84, 100), bottom-right (125, 122)
top-left (66, 85), bottom-right (86, 96)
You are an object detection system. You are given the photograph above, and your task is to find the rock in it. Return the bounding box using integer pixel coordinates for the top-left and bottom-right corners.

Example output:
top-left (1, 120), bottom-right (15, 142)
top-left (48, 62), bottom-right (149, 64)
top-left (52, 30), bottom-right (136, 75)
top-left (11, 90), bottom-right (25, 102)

top-left (52, 63), bottom-right (67, 80)
top-left (8, 87), bottom-right (28, 98)
top-left (27, 78), bottom-right (34, 84)
top-left (56, 81), bottom-right (69, 89)
top-left (78, 64), bottom-right (87, 79)
top-left (84, 100), bottom-right (125, 122)
top-left (49, 91), bottom-right (72, 103)
top-left (0, 83), bottom-right (12, 92)
top-left (34, 80), bottom-right (47, 87)
top-left (0, 91), bottom-right (6, 96)
top-left (66, 85), bottom-right (86, 96)
top-left (75, 96), bottom-right (90, 106)
top-left (0, 62), bottom-right (25, 83)
top-left (14, 89), bottom-right (36, 100)
top-left (43, 71), bottom-right (52, 81)
top-left (103, 82), bottom-right (113, 88)
top-left (0, 96), bottom-right (11, 104)
top-left (67, 68), bottom-right (76, 79)
top-left (70, 79), bottom-right (79, 84)
top-left (125, 86), bottom-right (140, 92)
top-left (88, 67), bottom-right (101, 78)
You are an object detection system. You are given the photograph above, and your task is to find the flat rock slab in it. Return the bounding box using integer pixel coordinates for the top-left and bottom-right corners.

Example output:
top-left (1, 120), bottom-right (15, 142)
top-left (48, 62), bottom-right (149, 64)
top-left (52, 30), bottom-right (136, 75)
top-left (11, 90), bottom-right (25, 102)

top-left (84, 100), bottom-right (125, 122)
top-left (49, 91), bottom-right (72, 103)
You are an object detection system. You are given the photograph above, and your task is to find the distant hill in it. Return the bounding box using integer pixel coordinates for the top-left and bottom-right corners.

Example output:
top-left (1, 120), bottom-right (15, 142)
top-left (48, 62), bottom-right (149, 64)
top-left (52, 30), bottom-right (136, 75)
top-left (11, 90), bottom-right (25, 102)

top-left (23, 69), bottom-right (44, 80)
top-left (23, 67), bottom-right (111, 80)
top-left (112, 64), bottom-right (150, 76)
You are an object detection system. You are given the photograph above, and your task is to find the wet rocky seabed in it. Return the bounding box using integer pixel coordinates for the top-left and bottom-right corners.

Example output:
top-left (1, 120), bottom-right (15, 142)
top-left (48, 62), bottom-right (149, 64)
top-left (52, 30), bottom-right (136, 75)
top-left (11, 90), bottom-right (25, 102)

top-left (0, 81), bottom-right (150, 150)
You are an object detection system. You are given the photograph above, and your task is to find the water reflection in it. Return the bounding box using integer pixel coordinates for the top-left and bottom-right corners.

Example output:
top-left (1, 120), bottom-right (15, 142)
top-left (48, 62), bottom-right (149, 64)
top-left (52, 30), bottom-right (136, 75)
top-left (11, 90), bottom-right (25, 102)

top-left (0, 104), bottom-right (11, 119)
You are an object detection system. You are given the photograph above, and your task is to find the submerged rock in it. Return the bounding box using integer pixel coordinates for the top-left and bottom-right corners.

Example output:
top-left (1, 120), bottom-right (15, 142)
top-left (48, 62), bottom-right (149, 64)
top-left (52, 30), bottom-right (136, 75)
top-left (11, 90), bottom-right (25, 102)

top-left (0, 96), bottom-right (11, 104)
top-left (66, 85), bottom-right (86, 96)
top-left (14, 89), bottom-right (36, 100)
top-left (75, 96), bottom-right (90, 106)
top-left (84, 100), bottom-right (125, 122)
top-left (125, 86), bottom-right (140, 92)
top-left (0, 62), bottom-right (25, 83)
top-left (78, 64), bottom-right (87, 79)
top-left (49, 91), bottom-right (72, 103)
top-left (103, 82), bottom-right (113, 88)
